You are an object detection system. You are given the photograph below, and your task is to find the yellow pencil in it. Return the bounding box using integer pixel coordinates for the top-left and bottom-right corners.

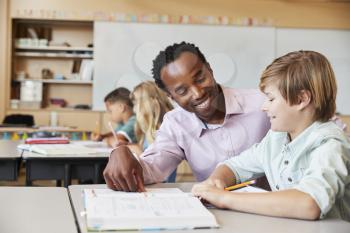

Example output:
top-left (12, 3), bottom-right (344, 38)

top-left (224, 180), bottom-right (256, 191)
top-left (108, 121), bottom-right (119, 144)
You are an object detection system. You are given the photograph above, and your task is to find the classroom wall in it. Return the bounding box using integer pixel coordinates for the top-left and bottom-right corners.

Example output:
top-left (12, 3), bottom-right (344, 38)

top-left (9, 0), bottom-right (350, 29)
top-left (1, 0), bottom-right (350, 127)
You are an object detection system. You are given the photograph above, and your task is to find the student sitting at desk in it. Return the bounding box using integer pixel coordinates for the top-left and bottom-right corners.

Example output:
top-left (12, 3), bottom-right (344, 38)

top-left (192, 51), bottom-right (350, 221)
top-left (128, 81), bottom-right (176, 182)
top-left (92, 87), bottom-right (137, 146)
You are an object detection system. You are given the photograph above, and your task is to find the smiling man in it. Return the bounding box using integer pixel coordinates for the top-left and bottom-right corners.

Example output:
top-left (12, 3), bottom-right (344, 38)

top-left (103, 42), bottom-right (270, 192)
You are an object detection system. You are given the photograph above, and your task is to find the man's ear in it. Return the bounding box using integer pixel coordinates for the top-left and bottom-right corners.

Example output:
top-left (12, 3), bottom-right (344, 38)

top-left (164, 88), bottom-right (175, 100)
top-left (206, 62), bottom-right (213, 74)
top-left (297, 90), bottom-right (312, 110)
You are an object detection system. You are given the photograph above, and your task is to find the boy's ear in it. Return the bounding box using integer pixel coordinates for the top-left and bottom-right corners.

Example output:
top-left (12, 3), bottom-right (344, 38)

top-left (119, 102), bottom-right (127, 112)
top-left (297, 90), bottom-right (312, 110)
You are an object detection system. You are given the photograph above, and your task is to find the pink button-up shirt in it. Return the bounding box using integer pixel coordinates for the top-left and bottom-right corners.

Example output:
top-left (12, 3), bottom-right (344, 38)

top-left (140, 87), bottom-right (271, 183)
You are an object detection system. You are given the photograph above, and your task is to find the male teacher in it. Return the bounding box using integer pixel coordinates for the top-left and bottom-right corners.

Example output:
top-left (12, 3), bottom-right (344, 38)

top-left (103, 41), bottom-right (270, 191)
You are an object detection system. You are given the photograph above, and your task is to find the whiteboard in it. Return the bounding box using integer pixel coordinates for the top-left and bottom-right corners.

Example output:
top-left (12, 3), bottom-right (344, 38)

top-left (276, 28), bottom-right (350, 114)
top-left (93, 22), bottom-right (275, 110)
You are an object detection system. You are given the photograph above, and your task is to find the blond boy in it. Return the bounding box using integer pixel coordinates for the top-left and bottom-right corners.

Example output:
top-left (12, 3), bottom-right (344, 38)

top-left (192, 51), bottom-right (350, 221)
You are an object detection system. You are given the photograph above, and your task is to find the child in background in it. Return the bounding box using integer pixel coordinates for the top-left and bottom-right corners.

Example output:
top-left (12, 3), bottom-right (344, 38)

top-left (128, 81), bottom-right (176, 182)
top-left (192, 51), bottom-right (350, 221)
top-left (93, 87), bottom-right (137, 147)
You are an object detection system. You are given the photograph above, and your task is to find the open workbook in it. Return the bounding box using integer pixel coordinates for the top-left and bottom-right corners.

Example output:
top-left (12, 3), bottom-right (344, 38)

top-left (83, 188), bottom-right (219, 231)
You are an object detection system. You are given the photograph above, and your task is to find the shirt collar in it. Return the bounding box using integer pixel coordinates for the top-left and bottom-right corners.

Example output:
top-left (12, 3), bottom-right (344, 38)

top-left (222, 86), bottom-right (244, 115)
top-left (193, 86), bottom-right (244, 137)
top-left (283, 121), bottom-right (322, 153)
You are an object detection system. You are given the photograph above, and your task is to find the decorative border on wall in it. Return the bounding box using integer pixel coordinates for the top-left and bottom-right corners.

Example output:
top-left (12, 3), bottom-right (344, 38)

top-left (13, 9), bottom-right (274, 27)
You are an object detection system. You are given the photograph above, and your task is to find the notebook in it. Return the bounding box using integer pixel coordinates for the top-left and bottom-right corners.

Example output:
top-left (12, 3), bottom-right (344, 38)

top-left (233, 186), bottom-right (268, 193)
top-left (25, 137), bottom-right (69, 144)
top-left (83, 188), bottom-right (219, 231)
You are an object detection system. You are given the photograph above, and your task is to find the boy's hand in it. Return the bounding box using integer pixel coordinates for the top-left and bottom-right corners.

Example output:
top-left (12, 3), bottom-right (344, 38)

top-left (192, 177), bottom-right (225, 191)
top-left (204, 178), bottom-right (226, 189)
top-left (114, 140), bottom-right (129, 148)
top-left (191, 182), bottom-right (227, 209)
top-left (103, 145), bottom-right (145, 192)
top-left (91, 132), bottom-right (103, 141)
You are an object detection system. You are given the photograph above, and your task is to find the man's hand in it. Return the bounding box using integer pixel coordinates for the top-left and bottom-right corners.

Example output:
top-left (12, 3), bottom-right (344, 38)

top-left (103, 145), bottom-right (145, 192)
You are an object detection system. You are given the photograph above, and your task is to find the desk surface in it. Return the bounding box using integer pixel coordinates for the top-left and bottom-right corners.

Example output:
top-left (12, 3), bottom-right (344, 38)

top-left (69, 183), bottom-right (350, 233)
top-left (22, 150), bottom-right (109, 158)
top-left (0, 187), bottom-right (77, 233)
top-left (21, 140), bottom-right (111, 158)
top-left (0, 141), bottom-right (21, 158)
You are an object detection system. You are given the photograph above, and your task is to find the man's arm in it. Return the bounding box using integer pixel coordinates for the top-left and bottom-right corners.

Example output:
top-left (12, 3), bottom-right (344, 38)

top-left (103, 145), bottom-right (145, 192)
top-left (103, 113), bottom-right (185, 191)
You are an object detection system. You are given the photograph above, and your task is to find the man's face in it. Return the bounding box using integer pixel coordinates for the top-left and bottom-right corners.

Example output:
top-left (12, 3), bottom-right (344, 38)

top-left (160, 52), bottom-right (221, 122)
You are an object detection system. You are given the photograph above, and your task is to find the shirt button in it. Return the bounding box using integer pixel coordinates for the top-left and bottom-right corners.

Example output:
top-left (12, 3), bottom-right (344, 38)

top-left (276, 185), bottom-right (279, 190)
top-left (284, 160), bottom-right (289, 165)
top-left (288, 177), bottom-right (293, 182)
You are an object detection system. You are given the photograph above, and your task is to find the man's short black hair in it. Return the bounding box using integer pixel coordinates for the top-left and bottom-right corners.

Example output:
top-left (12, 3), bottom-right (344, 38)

top-left (151, 41), bottom-right (207, 90)
top-left (104, 87), bottom-right (133, 108)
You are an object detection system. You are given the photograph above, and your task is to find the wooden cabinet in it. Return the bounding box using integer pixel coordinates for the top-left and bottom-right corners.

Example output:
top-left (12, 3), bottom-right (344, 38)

top-left (7, 19), bottom-right (99, 130)
top-left (11, 19), bottom-right (94, 109)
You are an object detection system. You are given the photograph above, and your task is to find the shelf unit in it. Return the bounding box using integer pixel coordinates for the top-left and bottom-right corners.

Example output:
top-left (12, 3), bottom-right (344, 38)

top-left (13, 79), bottom-right (93, 85)
top-left (6, 19), bottom-right (99, 130)
top-left (15, 45), bottom-right (94, 51)
top-left (11, 19), bottom-right (94, 110)
top-left (14, 45), bottom-right (93, 58)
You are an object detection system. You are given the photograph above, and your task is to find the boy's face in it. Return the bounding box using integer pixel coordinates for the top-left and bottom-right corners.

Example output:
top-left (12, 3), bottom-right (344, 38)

top-left (261, 83), bottom-right (300, 132)
top-left (160, 52), bottom-right (221, 123)
top-left (105, 101), bottom-right (124, 123)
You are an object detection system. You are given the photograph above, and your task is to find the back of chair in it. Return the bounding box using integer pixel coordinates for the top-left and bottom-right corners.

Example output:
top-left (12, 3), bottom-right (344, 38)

top-left (2, 114), bottom-right (35, 127)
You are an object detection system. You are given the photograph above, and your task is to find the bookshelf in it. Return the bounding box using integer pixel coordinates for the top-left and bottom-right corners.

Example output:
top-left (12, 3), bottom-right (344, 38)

top-left (13, 79), bottom-right (93, 85)
top-left (6, 19), bottom-right (99, 130)
top-left (10, 19), bottom-right (94, 109)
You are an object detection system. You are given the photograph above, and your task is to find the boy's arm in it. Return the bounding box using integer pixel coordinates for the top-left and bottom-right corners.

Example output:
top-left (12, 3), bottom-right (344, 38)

top-left (193, 187), bottom-right (320, 220)
top-left (194, 164), bottom-right (237, 189)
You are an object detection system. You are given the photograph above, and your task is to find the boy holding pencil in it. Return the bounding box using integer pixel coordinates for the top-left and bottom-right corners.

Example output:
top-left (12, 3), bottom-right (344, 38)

top-left (192, 51), bottom-right (350, 221)
top-left (92, 87), bottom-right (137, 147)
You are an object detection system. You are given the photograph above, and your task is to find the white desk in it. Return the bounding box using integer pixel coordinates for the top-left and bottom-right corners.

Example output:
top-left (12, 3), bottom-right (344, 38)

top-left (0, 141), bottom-right (22, 180)
top-left (69, 183), bottom-right (350, 233)
top-left (0, 187), bottom-right (77, 233)
top-left (21, 141), bottom-right (110, 187)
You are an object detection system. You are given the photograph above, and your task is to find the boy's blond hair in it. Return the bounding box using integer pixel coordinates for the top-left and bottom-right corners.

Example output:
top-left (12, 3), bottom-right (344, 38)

top-left (130, 81), bottom-right (173, 146)
top-left (259, 51), bottom-right (337, 122)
